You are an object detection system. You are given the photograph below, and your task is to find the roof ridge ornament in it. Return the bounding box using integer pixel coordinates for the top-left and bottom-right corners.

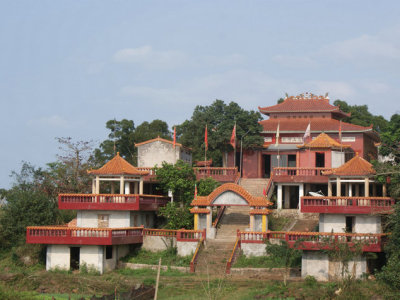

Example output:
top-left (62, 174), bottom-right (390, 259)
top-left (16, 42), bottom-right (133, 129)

top-left (285, 92), bottom-right (329, 100)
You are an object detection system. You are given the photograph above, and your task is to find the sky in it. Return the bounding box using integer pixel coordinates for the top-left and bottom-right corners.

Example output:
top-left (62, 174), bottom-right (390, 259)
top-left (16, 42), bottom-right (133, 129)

top-left (1, 0), bottom-right (400, 188)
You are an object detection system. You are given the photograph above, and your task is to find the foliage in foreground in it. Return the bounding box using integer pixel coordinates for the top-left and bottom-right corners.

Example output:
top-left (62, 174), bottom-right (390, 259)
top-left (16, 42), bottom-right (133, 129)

top-left (157, 202), bottom-right (193, 229)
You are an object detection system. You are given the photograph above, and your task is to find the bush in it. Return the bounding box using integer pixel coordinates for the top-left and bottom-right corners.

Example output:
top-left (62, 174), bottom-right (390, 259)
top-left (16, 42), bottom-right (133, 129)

top-left (157, 202), bottom-right (193, 229)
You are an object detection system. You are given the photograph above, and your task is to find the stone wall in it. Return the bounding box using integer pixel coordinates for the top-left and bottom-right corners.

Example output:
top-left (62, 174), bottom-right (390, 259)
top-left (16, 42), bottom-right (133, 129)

top-left (241, 243), bottom-right (266, 257)
top-left (177, 240), bottom-right (198, 257)
top-left (142, 236), bottom-right (177, 252)
top-left (137, 141), bottom-right (191, 167)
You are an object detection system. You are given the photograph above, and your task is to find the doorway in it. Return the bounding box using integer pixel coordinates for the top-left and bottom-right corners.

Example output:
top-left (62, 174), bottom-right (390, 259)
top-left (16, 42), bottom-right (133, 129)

top-left (263, 155), bottom-right (271, 177)
top-left (316, 152), bottom-right (325, 167)
top-left (345, 216), bottom-right (355, 233)
top-left (288, 155), bottom-right (296, 167)
top-left (70, 247), bottom-right (80, 270)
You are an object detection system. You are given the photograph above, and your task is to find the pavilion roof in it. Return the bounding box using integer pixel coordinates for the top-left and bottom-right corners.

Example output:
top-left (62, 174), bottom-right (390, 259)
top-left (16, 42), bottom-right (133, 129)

top-left (88, 152), bottom-right (149, 176)
top-left (191, 183), bottom-right (273, 207)
top-left (258, 94), bottom-right (350, 118)
top-left (323, 154), bottom-right (376, 176)
top-left (189, 208), bottom-right (211, 214)
top-left (298, 132), bottom-right (351, 149)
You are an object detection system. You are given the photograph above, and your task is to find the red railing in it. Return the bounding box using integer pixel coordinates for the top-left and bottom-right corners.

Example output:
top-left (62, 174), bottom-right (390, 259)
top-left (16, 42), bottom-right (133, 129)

top-left (190, 237), bottom-right (205, 273)
top-left (194, 167), bottom-right (239, 183)
top-left (177, 229), bottom-right (206, 242)
top-left (238, 230), bottom-right (387, 252)
top-left (272, 167), bottom-right (330, 183)
top-left (143, 228), bottom-right (177, 237)
top-left (26, 226), bottom-right (143, 245)
top-left (212, 206), bottom-right (226, 228)
top-left (58, 194), bottom-right (169, 211)
top-left (226, 236), bottom-right (241, 274)
top-left (301, 196), bottom-right (395, 214)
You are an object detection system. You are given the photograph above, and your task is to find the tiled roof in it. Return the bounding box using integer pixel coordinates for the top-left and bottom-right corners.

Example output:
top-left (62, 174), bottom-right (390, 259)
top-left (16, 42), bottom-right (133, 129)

top-left (67, 218), bottom-right (77, 227)
top-left (323, 154), bottom-right (376, 176)
top-left (88, 153), bottom-right (149, 176)
top-left (135, 136), bottom-right (183, 148)
top-left (258, 96), bottom-right (350, 117)
top-left (190, 183), bottom-right (273, 207)
top-left (249, 209), bottom-right (272, 215)
top-left (189, 208), bottom-right (211, 214)
top-left (299, 132), bottom-right (350, 149)
top-left (260, 118), bottom-right (373, 133)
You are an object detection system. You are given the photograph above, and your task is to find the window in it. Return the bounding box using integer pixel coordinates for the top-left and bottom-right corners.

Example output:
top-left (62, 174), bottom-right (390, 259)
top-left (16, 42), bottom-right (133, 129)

top-left (98, 214), bottom-right (109, 228)
top-left (106, 245), bottom-right (113, 259)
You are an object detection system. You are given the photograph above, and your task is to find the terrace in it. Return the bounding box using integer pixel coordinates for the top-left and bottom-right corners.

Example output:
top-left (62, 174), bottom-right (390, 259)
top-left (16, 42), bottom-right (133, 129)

top-left (239, 230), bottom-right (387, 252)
top-left (301, 196), bottom-right (395, 214)
top-left (58, 194), bottom-right (169, 211)
top-left (272, 167), bottom-right (330, 183)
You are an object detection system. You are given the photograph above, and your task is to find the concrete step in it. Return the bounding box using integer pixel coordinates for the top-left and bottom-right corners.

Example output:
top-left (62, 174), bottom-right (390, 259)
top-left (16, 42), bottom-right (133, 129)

top-left (239, 178), bottom-right (270, 197)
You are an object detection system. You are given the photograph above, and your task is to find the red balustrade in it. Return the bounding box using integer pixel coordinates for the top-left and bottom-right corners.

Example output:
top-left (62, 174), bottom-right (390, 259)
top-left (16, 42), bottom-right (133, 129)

top-left (143, 228), bottom-right (177, 237)
top-left (176, 229), bottom-right (206, 242)
top-left (301, 196), bottom-right (395, 214)
top-left (226, 236), bottom-right (241, 274)
top-left (194, 167), bottom-right (239, 183)
top-left (58, 194), bottom-right (168, 211)
top-left (238, 230), bottom-right (387, 252)
top-left (190, 237), bottom-right (205, 273)
top-left (26, 226), bottom-right (143, 245)
top-left (272, 167), bottom-right (330, 183)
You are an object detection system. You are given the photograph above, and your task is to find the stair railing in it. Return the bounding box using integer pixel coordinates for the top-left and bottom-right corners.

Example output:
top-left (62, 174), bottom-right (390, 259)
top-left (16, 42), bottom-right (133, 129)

top-left (225, 232), bottom-right (241, 274)
top-left (212, 206), bottom-right (226, 228)
top-left (190, 237), bottom-right (205, 273)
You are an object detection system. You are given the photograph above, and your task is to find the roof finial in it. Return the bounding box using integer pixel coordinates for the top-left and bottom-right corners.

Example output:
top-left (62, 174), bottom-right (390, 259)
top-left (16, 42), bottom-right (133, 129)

top-left (117, 152), bottom-right (120, 156)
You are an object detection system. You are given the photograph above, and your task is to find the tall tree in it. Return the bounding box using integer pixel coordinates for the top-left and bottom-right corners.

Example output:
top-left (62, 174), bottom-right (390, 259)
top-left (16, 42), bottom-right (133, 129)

top-left (94, 119), bottom-right (136, 165)
top-left (177, 100), bottom-right (263, 165)
top-left (134, 119), bottom-right (171, 143)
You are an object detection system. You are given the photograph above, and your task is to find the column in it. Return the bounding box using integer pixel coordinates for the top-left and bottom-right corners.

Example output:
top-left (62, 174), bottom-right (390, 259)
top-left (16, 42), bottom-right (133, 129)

top-left (124, 182), bottom-right (130, 194)
top-left (111, 182), bottom-right (115, 194)
top-left (120, 176), bottom-right (125, 195)
top-left (349, 184), bottom-right (353, 197)
top-left (355, 184), bottom-right (360, 196)
top-left (284, 186), bottom-right (290, 209)
top-left (336, 177), bottom-right (341, 197)
top-left (95, 176), bottom-right (100, 194)
top-left (92, 179), bottom-right (96, 194)
top-left (206, 206), bottom-right (212, 235)
top-left (328, 180), bottom-right (332, 197)
top-left (262, 215), bottom-right (267, 232)
top-left (194, 214), bottom-right (198, 230)
top-left (277, 184), bottom-right (283, 210)
top-left (139, 178), bottom-right (144, 195)
top-left (383, 184), bottom-right (387, 197)
top-left (249, 207), bottom-right (255, 231)
top-left (134, 181), bottom-right (138, 194)
top-left (299, 184), bottom-right (304, 211)
top-left (365, 177), bottom-right (370, 197)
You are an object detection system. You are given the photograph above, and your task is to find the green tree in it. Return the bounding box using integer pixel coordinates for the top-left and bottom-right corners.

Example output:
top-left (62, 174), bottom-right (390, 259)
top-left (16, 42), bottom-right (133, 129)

top-left (379, 114), bottom-right (400, 161)
top-left (197, 177), bottom-right (220, 196)
top-left (177, 100), bottom-right (263, 165)
top-left (377, 203), bottom-right (400, 289)
top-left (94, 119), bottom-right (136, 165)
top-left (155, 160), bottom-right (196, 205)
top-left (157, 202), bottom-right (193, 229)
top-left (134, 119), bottom-right (171, 143)
top-left (333, 100), bottom-right (389, 132)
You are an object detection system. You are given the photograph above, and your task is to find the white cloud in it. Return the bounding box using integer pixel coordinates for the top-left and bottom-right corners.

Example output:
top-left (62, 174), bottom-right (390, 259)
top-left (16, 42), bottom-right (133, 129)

top-left (27, 115), bottom-right (69, 128)
top-left (113, 46), bottom-right (188, 69)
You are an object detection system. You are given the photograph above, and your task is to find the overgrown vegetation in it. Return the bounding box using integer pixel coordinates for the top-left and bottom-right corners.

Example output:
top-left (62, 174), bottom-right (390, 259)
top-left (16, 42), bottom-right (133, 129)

top-left (268, 214), bottom-right (291, 231)
top-left (124, 248), bottom-right (192, 267)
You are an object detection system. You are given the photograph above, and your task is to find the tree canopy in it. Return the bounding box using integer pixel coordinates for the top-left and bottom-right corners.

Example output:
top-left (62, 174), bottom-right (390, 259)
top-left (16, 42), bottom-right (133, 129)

top-left (177, 100), bottom-right (263, 165)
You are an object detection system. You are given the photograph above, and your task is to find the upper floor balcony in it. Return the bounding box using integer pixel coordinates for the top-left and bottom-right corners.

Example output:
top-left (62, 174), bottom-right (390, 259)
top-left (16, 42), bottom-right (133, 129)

top-left (194, 167), bottom-right (240, 183)
top-left (58, 194), bottom-right (169, 211)
top-left (301, 196), bottom-right (395, 214)
top-left (272, 167), bottom-right (330, 183)
top-left (26, 226), bottom-right (143, 245)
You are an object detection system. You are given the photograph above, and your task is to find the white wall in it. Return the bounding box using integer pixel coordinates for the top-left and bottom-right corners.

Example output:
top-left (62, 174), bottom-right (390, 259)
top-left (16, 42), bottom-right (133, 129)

top-left (302, 251), bottom-right (330, 281)
top-left (177, 241), bottom-right (198, 257)
top-left (319, 214), bottom-right (346, 233)
top-left (77, 210), bottom-right (131, 228)
top-left (142, 236), bottom-right (177, 252)
top-left (130, 211), bottom-right (155, 228)
top-left (242, 243), bottom-right (266, 257)
top-left (137, 141), bottom-right (191, 167)
top-left (332, 151), bottom-right (345, 168)
top-left (213, 191), bottom-right (248, 205)
top-left (354, 215), bottom-right (381, 234)
top-left (80, 245), bottom-right (103, 273)
top-left (46, 245), bottom-right (70, 271)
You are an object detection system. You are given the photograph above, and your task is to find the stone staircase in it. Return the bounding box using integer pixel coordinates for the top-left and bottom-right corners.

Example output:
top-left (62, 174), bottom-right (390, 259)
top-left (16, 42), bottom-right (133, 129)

top-left (195, 206), bottom-right (250, 274)
top-left (239, 178), bottom-right (270, 197)
top-left (288, 219), bottom-right (319, 232)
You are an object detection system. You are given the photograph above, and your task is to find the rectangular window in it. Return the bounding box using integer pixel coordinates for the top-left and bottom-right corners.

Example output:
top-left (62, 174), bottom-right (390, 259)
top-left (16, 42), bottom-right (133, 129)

top-left (98, 214), bottom-right (109, 228)
top-left (264, 137), bottom-right (272, 143)
top-left (281, 137), bottom-right (303, 143)
top-left (342, 137), bottom-right (356, 142)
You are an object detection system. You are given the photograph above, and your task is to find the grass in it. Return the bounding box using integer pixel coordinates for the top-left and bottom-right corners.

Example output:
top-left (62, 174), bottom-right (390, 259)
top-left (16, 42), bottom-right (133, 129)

top-left (268, 214), bottom-right (291, 231)
top-left (233, 249), bottom-right (301, 269)
top-left (123, 247), bottom-right (192, 267)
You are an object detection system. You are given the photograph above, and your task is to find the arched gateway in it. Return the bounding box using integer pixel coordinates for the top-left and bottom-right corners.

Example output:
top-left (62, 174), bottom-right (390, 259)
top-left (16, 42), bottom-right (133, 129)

top-left (190, 183), bottom-right (273, 239)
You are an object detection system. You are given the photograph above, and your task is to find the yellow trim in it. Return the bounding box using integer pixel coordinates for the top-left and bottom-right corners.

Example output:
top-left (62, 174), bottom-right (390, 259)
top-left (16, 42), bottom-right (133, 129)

top-left (194, 214), bottom-right (198, 230)
top-left (262, 215), bottom-right (267, 232)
